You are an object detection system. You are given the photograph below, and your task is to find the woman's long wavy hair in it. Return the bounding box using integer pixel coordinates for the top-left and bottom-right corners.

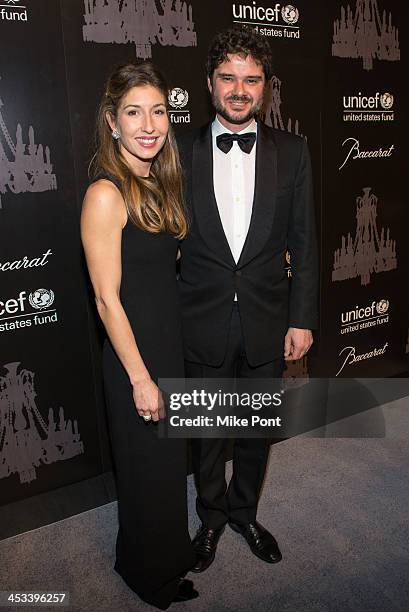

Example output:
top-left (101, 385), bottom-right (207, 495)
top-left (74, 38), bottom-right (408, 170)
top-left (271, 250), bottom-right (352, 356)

top-left (90, 62), bottom-right (187, 239)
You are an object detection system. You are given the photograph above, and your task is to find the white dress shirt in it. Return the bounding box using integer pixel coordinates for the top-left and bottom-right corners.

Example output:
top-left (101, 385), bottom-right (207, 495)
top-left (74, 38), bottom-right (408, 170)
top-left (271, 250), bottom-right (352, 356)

top-left (212, 117), bottom-right (257, 264)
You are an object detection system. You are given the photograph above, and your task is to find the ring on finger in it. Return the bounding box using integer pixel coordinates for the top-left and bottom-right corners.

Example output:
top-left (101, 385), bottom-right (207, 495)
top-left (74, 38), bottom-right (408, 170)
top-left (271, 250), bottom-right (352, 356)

top-left (142, 412), bottom-right (152, 421)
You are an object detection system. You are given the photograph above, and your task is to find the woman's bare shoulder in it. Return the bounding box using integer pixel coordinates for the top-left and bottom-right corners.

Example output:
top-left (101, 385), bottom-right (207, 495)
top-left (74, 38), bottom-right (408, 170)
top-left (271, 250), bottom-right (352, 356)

top-left (82, 178), bottom-right (127, 228)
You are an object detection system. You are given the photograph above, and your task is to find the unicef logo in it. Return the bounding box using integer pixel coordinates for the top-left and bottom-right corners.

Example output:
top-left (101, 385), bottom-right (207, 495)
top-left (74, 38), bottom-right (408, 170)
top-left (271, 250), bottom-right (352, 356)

top-left (168, 88), bottom-right (189, 110)
top-left (29, 288), bottom-right (54, 310)
top-left (376, 299), bottom-right (389, 315)
top-left (281, 5), bottom-right (299, 25)
top-left (380, 93), bottom-right (394, 110)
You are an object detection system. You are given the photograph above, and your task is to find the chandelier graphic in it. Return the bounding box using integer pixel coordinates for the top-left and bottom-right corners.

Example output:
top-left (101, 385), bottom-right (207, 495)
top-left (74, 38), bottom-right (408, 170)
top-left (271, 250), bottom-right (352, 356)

top-left (332, 187), bottom-right (397, 287)
top-left (332, 0), bottom-right (400, 71)
top-left (0, 83), bottom-right (57, 209)
top-left (83, 0), bottom-right (197, 60)
top-left (263, 75), bottom-right (303, 138)
top-left (0, 362), bottom-right (84, 484)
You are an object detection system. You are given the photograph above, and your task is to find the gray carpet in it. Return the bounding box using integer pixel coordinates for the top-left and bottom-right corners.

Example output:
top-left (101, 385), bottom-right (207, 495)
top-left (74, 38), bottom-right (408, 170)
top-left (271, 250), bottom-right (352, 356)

top-left (1, 399), bottom-right (408, 611)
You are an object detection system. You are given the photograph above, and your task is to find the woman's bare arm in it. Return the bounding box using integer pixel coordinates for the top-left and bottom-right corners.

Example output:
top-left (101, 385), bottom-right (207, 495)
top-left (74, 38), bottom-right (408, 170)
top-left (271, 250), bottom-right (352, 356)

top-left (81, 180), bottom-right (163, 421)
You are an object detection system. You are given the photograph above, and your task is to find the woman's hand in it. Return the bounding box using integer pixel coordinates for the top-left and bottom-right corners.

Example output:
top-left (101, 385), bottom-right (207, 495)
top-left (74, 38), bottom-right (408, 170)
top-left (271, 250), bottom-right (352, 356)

top-left (132, 377), bottom-right (165, 422)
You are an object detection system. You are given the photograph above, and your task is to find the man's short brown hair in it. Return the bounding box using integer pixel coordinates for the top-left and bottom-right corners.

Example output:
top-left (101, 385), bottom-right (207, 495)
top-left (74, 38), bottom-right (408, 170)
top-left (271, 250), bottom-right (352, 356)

top-left (206, 25), bottom-right (273, 81)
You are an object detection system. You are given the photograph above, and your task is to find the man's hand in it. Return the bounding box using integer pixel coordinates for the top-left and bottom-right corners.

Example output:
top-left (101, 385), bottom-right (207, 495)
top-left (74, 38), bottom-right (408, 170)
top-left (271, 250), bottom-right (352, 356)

top-left (284, 327), bottom-right (313, 361)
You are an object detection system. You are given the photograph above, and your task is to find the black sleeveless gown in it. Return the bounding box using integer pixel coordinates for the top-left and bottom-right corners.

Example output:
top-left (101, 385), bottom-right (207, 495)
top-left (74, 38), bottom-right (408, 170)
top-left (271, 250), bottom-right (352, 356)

top-left (100, 180), bottom-right (195, 609)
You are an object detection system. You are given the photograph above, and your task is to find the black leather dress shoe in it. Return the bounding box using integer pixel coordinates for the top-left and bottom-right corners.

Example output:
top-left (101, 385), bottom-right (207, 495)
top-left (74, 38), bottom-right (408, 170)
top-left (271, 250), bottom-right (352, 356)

top-left (229, 521), bottom-right (282, 563)
top-left (191, 524), bottom-right (225, 573)
top-left (172, 578), bottom-right (199, 602)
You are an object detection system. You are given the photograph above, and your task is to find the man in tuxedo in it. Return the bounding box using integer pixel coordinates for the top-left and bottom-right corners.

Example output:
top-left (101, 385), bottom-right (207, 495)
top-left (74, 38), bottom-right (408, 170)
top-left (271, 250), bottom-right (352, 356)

top-left (178, 26), bottom-right (318, 572)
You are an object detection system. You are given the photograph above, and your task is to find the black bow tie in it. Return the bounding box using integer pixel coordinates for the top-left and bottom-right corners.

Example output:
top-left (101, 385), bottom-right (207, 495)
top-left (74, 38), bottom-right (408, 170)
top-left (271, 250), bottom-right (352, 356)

top-left (216, 132), bottom-right (257, 154)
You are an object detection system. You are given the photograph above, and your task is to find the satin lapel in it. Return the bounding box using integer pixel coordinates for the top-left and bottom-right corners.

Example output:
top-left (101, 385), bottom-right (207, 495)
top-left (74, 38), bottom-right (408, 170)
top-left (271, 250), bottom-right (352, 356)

top-left (237, 123), bottom-right (277, 267)
top-left (192, 124), bottom-right (236, 268)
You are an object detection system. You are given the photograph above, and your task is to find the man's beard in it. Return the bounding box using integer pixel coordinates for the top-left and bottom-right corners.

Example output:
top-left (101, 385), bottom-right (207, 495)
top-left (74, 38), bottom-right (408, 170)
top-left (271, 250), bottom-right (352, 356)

top-left (212, 92), bottom-right (263, 125)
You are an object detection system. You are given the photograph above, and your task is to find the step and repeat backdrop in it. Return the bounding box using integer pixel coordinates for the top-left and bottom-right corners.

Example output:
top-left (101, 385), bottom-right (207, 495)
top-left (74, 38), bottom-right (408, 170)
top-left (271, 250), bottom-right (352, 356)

top-left (0, 0), bottom-right (408, 507)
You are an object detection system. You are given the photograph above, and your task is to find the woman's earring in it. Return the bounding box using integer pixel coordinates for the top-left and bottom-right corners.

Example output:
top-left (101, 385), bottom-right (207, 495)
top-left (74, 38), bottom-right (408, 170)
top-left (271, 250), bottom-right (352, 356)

top-left (112, 129), bottom-right (121, 140)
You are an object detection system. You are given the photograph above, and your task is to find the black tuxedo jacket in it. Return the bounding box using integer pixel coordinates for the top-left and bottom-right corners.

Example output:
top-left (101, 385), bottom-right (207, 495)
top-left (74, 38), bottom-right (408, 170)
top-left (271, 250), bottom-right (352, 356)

top-left (177, 121), bottom-right (319, 367)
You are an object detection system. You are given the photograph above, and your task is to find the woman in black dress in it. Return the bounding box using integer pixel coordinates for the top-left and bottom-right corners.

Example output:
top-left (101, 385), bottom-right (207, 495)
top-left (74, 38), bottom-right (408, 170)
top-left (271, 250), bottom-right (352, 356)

top-left (81, 63), bottom-right (197, 609)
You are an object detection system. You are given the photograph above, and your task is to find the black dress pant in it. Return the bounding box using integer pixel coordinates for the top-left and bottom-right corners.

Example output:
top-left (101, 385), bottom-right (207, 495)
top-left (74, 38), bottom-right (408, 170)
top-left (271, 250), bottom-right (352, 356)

top-left (185, 303), bottom-right (284, 529)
